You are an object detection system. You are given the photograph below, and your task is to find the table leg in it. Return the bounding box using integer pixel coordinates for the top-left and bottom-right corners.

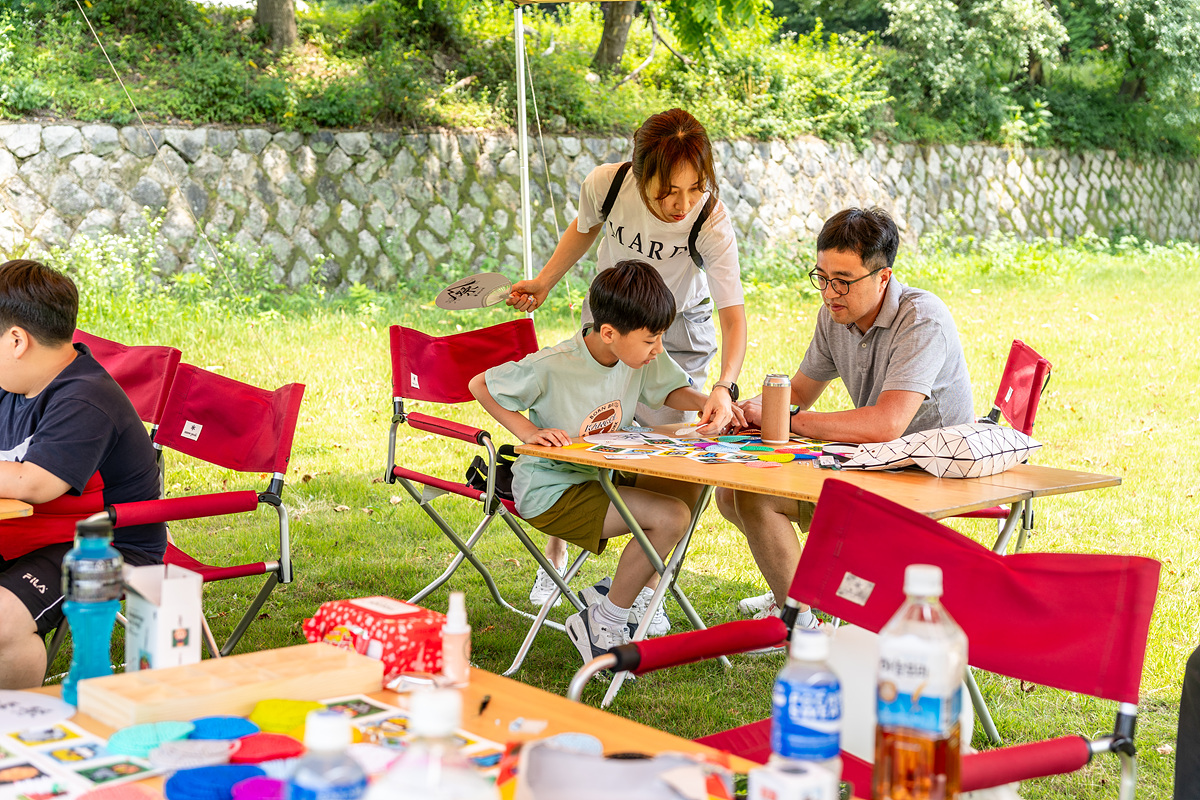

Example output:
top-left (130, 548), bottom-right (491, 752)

top-left (991, 501), bottom-right (1023, 555)
top-left (596, 471), bottom-right (727, 707)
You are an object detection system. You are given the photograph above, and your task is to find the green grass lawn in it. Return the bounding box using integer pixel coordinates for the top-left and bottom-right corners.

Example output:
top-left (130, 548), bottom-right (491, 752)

top-left (51, 239), bottom-right (1198, 799)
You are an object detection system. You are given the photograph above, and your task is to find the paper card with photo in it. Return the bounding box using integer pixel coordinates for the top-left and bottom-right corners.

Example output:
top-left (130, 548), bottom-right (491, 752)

top-left (322, 696), bottom-right (395, 720)
top-left (38, 742), bottom-right (108, 765)
top-left (0, 762), bottom-right (48, 788)
top-left (74, 758), bottom-right (153, 786)
top-left (7, 726), bottom-right (79, 748)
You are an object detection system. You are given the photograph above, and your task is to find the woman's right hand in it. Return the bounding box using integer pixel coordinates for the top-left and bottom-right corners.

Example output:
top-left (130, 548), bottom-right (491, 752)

top-left (507, 279), bottom-right (550, 313)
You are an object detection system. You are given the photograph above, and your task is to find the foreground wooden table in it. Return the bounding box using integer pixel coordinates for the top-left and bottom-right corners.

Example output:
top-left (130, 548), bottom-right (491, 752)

top-left (0, 497), bottom-right (33, 520)
top-left (44, 668), bottom-right (757, 789)
top-left (517, 438), bottom-right (1120, 519)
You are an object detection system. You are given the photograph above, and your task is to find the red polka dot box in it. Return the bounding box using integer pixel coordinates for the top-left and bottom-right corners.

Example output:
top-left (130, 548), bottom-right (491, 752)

top-left (303, 596), bottom-right (446, 679)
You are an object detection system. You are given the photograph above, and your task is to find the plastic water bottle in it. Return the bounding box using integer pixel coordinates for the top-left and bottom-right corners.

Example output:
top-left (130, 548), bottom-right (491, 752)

top-left (366, 689), bottom-right (498, 800)
top-left (873, 565), bottom-right (967, 800)
top-left (287, 710), bottom-right (367, 800)
top-left (770, 628), bottom-right (843, 781)
top-left (61, 516), bottom-right (123, 706)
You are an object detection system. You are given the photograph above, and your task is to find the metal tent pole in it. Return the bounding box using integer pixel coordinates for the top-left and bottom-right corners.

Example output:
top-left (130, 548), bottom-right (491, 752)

top-left (514, 3), bottom-right (535, 283)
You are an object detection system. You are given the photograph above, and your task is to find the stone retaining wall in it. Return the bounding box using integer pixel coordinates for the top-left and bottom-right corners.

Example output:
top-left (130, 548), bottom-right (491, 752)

top-left (2, 121), bottom-right (1198, 287)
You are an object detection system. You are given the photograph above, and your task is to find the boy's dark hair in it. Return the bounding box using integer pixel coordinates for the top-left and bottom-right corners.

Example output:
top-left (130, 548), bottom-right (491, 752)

top-left (816, 207), bottom-right (900, 271)
top-left (0, 260), bottom-right (79, 346)
top-left (632, 108), bottom-right (719, 220)
top-left (590, 260), bottom-right (676, 336)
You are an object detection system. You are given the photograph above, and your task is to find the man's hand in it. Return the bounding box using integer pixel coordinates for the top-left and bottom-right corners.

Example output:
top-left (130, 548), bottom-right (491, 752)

top-left (738, 394), bottom-right (764, 429)
top-left (507, 279), bottom-right (550, 313)
top-left (522, 427), bottom-right (572, 447)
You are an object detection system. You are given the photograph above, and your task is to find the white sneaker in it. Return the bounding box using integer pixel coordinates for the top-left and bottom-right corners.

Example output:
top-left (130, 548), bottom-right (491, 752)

top-left (565, 605), bottom-right (632, 665)
top-left (738, 590), bottom-right (775, 616)
top-left (580, 578), bottom-right (669, 637)
top-left (753, 601), bottom-right (782, 621)
top-left (529, 562), bottom-right (567, 608)
top-left (630, 586), bottom-right (671, 637)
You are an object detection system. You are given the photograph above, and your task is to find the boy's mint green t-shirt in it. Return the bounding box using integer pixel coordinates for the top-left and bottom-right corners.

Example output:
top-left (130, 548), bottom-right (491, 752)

top-left (484, 328), bottom-right (691, 518)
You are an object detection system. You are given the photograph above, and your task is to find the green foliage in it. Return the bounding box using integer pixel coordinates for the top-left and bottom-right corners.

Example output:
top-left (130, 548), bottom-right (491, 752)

top-left (882, 0), bottom-right (1067, 108)
top-left (658, 18), bottom-right (889, 143)
top-left (773, 0), bottom-right (890, 35)
top-left (660, 0), bottom-right (773, 52)
top-left (1078, 0), bottom-right (1200, 104)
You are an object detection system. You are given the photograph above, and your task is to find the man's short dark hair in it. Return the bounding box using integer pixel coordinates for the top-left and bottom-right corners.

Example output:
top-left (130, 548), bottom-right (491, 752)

top-left (816, 207), bottom-right (900, 271)
top-left (0, 260), bottom-right (78, 346)
top-left (590, 260), bottom-right (676, 335)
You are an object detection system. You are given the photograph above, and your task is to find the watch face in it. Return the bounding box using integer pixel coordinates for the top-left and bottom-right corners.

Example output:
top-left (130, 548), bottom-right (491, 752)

top-left (722, 382), bottom-right (739, 402)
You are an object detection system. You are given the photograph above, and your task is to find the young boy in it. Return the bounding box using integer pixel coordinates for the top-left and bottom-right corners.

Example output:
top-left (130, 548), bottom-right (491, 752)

top-left (470, 260), bottom-right (742, 663)
top-left (0, 259), bottom-right (166, 688)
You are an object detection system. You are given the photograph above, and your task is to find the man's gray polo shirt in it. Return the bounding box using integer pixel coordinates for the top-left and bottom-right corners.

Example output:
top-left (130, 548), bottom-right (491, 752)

top-left (798, 278), bottom-right (973, 436)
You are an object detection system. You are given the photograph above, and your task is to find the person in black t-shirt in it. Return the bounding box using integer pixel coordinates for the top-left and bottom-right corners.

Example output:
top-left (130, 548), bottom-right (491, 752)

top-left (0, 259), bottom-right (165, 689)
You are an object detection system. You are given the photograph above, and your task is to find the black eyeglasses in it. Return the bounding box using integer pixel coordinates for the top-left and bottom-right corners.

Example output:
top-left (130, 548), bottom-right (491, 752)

top-left (808, 266), bottom-right (885, 296)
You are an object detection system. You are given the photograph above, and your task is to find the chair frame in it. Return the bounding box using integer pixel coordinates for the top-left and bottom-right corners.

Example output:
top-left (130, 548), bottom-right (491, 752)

top-left (569, 480), bottom-right (1156, 800)
top-left (385, 321), bottom-right (587, 677)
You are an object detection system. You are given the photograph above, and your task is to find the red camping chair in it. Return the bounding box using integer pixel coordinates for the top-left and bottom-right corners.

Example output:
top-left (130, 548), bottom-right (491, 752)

top-left (387, 319), bottom-right (591, 676)
top-left (104, 364), bottom-right (305, 657)
top-left (571, 479), bottom-right (1159, 800)
top-left (955, 339), bottom-right (1053, 554)
top-left (73, 329), bottom-right (183, 486)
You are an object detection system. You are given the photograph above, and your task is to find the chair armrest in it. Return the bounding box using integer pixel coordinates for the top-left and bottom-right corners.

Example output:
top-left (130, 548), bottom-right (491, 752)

top-left (110, 491), bottom-right (261, 527)
top-left (962, 736), bottom-right (1092, 791)
top-left (406, 412), bottom-right (490, 446)
top-left (615, 617), bottom-right (789, 675)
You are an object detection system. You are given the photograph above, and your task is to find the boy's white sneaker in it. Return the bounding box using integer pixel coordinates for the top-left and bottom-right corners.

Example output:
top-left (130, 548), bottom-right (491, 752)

top-left (579, 578), bottom-right (669, 637)
top-left (630, 586), bottom-right (671, 637)
top-left (529, 562), bottom-right (567, 608)
top-left (738, 590), bottom-right (775, 616)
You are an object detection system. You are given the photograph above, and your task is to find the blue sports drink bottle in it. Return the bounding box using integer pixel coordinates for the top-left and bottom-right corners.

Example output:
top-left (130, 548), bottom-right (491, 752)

top-left (60, 515), bottom-right (123, 706)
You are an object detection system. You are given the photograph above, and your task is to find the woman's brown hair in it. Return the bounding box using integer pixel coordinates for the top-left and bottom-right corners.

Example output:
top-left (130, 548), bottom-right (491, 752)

top-left (631, 108), bottom-right (718, 221)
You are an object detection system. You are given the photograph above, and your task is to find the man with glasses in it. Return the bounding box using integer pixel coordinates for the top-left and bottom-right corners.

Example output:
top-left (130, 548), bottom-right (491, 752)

top-left (716, 207), bottom-right (972, 624)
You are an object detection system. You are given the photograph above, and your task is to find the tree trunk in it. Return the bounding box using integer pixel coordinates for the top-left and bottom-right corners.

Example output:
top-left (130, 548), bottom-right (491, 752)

top-left (1027, 55), bottom-right (1044, 85)
top-left (592, 2), bottom-right (638, 73)
top-left (256, 0), bottom-right (297, 51)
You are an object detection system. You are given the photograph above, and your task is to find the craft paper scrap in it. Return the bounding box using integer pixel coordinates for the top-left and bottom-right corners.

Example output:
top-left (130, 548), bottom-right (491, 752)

top-left (583, 433), bottom-right (648, 445)
top-left (0, 692), bottom-right (75, 735)
top-left (604, 454), bottom-right (650, 460)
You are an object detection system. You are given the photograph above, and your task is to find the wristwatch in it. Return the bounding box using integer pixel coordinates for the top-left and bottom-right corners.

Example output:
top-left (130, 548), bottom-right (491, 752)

top-left (713, 380), bottom-right (740, 402)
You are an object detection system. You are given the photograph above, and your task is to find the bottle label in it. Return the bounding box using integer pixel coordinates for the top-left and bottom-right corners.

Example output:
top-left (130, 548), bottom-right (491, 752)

top-left (288, 778), bottom-right (368, 800)
top-left (771, 677), bottom-right (842, 761)
top-left (876, 634), bottom-right (962, 735)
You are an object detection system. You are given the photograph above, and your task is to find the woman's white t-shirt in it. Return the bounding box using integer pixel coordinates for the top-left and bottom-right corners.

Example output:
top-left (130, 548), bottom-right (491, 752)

top-left (576, 162), bottom-right (744, 315)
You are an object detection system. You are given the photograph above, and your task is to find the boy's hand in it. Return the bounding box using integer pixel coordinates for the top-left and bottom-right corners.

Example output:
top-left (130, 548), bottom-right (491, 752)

top-left (522, 427), bottom-right (572, 447)
top-left (738, 395), bottom-right (764, 428)
top-left (507, 279), bottom-right (549, 313)
top-left (696, 391), bottom-right (747, 435)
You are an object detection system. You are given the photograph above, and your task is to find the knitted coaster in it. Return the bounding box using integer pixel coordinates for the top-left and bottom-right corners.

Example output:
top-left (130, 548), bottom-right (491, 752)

top-left (108, 721), bottom-right (196, 758)
top-left (230, 776), bottom-right (286, 800)
top-left (756, 453), bottom-right (795, 463)
top-left (189, 716), bottom-right (260, 741)
top-left (79, 785), bottom-right (163, 800)
top-left (228, 733), bottom-right (305, 764)
top-left (164, 765), bottom-right (265, 800)
top-left (149, 739), bottom-right (235, 770)
top-left (715, 435), bottom-right (754, 443)
top-left (707, 443), bottom-right (744, 454)
top-left (248, 699), bottom-right (324, 734)
top-left (740, 445), bottom-right (775, 452)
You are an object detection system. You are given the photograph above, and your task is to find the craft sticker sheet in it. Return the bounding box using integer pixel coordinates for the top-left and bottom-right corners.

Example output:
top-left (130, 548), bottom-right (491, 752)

top-left (323, 696), bottom-right (390, 719)
top-left (0, 720), bottom-right (155, 798)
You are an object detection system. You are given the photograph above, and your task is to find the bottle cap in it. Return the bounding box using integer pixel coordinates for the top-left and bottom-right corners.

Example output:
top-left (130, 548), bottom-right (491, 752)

top-left (788, 628), bottom-right (830, 661)
top-left (303, 709), bottom-right (352, 751)
top-left (904, 564), bottom-right (943, 597)
top-left (445, 591), bottom-right (469, 634)
top-left (409, 689), bottom-right (462, 738)
top-left (75, 514), bottom-right (113, 539)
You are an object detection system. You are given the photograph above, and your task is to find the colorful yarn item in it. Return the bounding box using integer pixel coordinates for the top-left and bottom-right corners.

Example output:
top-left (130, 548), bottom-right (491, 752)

top-left (190, 716), bottom-right (260, 741)
top-left (230, 776), bottom-right (287, 800)
top-left (228, 733), bottom-right (305, 764)
top-left (108, 721), bottom-right (195, 758)
top-left (248, 699), bottom-right (324, 734)
top-left (149, 739), bottom-right (235, 770)
top-left (164, 765), bottom-right (265, 800)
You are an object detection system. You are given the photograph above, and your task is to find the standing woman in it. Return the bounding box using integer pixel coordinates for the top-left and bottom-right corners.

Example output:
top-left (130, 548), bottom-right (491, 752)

top-left (510, 108), bottom-right (748, 614)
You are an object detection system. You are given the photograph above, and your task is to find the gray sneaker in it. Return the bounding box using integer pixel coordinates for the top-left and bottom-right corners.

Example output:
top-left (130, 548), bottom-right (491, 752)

top-left (565, 605), bottom-right (633, 666)
top-left (579, 578), bottom-right (666, 636)
top-left (738, 590), bottom-right (775, 617)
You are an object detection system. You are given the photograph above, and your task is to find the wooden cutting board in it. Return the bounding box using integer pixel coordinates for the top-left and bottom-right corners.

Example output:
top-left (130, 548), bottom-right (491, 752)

top-left (77, 643), bottom-right (384, 728)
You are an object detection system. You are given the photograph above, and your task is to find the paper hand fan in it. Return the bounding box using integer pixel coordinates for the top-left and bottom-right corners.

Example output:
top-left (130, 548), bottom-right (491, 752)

top-left (435, 272), bottom-right (513, 309)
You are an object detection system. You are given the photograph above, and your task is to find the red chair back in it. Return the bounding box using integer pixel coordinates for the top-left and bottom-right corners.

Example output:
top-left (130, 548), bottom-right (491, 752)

top-left (391, 318), bottom-right (539, 404)
top-left (154, 364), bottom-right (305, 474)
top-left (993, 339), bottom-right (1051, 436)
top-left (74, 329), bottom-right (182, 425)
top-left (791, 480), bottom-right (1159, 705)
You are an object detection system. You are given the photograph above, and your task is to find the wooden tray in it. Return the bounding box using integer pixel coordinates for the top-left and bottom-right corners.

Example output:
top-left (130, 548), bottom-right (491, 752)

top-left (77, 643), bottom-right (384, 728)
